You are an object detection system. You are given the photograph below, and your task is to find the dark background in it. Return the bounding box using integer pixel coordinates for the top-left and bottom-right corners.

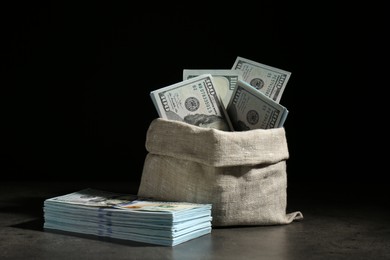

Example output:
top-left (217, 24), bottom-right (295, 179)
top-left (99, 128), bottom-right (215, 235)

top-left (1, 3), bottom-right (387, 189)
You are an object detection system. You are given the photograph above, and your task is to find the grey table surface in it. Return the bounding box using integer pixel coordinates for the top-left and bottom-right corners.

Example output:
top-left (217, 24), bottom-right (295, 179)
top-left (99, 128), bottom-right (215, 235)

top-left (1, 181), bottom-right (389, 260)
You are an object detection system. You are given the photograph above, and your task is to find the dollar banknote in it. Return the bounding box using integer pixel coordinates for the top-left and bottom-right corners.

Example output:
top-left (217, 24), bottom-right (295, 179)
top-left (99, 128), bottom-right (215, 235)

top-left (182, 69), bottom-right (242, 109)
top-left (226, 80), bottom-right (289, 130)
top-left (150, 74), bottom-right (234, 131)
top-left (232, 56), bottom-right (291, 103)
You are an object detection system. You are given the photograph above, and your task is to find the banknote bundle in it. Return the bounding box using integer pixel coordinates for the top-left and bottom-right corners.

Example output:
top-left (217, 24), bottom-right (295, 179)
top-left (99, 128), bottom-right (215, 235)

top-left (151, 56), bottom-right (291, 131)
top-left (43, 188), bottom-right (212, 246)
top-left (150, 74), bottom-right (234, 131)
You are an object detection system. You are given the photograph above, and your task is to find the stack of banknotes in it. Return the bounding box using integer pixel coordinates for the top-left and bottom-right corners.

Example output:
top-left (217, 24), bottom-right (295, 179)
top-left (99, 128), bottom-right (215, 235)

top-left (150, 56), bottom-right (291, 131)
top-left (43, 188), bottom-right (212, 246)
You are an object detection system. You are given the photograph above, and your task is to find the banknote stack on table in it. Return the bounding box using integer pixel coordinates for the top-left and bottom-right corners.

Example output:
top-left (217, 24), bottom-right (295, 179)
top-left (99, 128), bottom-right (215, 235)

top-left (151, 56), bottom-right (291, 131)
top-left (43, 188), bottom-right (212, 246)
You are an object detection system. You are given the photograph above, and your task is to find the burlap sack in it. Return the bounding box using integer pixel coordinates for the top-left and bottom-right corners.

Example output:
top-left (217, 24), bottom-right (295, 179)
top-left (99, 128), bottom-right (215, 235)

top-left (138, 118), bottom-right (303, 226)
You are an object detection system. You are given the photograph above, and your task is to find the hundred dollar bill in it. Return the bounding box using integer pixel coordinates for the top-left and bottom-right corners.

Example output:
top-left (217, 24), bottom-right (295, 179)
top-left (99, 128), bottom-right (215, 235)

top-left (226, 80), bottom-right (289, 130)
top-left (183, 69), bottom-right (242, 109)
top-left (232, 56), bottom-right (291, 103)
top-left (150, 74), bottom-right (234, 131)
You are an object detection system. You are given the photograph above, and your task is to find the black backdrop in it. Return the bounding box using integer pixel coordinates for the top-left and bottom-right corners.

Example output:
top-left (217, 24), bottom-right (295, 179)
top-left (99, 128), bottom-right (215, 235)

top-left (1, 3), bottom-right (387, 187)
